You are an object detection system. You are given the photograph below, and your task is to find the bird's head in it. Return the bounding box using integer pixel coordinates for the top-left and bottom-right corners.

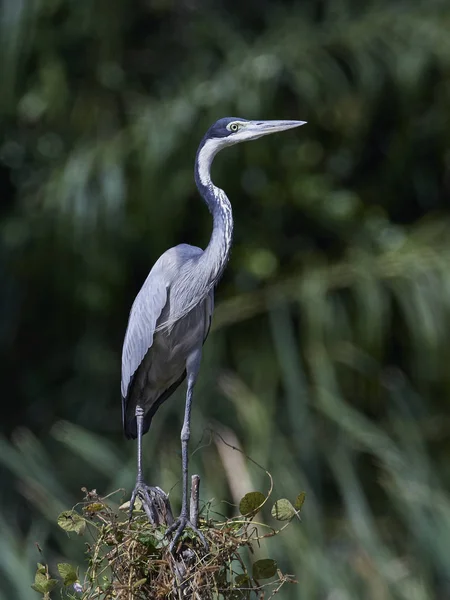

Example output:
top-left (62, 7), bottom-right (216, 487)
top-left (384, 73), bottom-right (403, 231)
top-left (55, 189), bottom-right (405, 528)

top-left (195, 117), bottom-right (306, 188)
top-left (205, 117), bottom-right (306, 146)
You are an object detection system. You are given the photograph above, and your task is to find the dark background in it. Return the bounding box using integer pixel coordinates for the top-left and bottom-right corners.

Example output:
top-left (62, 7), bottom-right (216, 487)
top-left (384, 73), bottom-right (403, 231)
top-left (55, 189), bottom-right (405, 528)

top-left (1, 0), bottom-right (450, 598)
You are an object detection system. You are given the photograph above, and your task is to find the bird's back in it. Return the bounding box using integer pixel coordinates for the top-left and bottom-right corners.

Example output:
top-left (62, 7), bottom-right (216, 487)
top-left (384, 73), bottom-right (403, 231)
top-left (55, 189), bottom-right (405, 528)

top-left (121, 244), bottom-right (214, 439)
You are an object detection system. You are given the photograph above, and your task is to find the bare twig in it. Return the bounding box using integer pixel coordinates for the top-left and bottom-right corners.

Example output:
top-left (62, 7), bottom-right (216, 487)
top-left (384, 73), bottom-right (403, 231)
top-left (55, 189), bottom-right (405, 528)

top-left (190, 474), bottom-right (200, 528)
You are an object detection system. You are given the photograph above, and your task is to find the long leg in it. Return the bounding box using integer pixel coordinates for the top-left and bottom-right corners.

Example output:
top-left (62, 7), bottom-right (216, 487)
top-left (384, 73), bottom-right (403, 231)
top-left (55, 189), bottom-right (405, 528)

top-left (129, 405), bottom-right (172, 526)
top-left (166, 349), bottom-right (208, 551)
top-left (136, 405), bottom-right (145, 485)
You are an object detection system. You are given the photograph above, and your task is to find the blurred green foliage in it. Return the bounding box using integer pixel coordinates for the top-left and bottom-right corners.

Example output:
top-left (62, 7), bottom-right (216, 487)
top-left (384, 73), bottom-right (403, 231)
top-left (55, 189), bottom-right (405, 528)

top-left (1, 0), bottom-right (450, 598)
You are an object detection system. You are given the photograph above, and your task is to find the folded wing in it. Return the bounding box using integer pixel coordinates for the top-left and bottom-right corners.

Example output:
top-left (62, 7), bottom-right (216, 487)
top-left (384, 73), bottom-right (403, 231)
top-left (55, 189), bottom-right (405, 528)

top-left (121, 271), bottom-right (167, 399)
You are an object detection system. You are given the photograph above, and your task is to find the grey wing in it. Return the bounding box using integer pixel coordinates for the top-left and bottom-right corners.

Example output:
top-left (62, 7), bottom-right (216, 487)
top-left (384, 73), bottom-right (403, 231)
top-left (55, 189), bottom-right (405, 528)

top-left (135, 288), bottom-right (214, 439)
top-left (121, 244), bottom-right (213, 438)
top-left (121, 272), bottom-right (167, 399)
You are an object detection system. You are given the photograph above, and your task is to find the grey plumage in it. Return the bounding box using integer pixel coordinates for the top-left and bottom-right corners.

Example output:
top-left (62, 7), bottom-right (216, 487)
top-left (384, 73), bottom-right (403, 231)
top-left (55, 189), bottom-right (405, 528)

top-left (121, 117), bottom-right (306, 551)
top-left (121, 244), bottom-right (214, 439)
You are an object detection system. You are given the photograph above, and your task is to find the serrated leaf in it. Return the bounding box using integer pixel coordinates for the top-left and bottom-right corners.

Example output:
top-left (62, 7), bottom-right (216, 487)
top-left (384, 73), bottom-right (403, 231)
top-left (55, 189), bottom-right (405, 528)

top-left (295, 492), bottom-right (306, 510)
top-left (31, 572), bottom-right (58, 594)
top-left (33, 572), bottom-right (47, 587)
top-left (252, 559), bottom-right (277, 580)
top-left (45, 579), bottom-right (58, 592)
top-left (271, 498), bottom-right (296, 521)
top-left (32, 572), bottom-right (47, 593)
top-left (239, 491), bottom-right (266, 516)
top-left (57, 511), bottom-right (86, 535)
top-left (57, 563), bottom-right (78, 586)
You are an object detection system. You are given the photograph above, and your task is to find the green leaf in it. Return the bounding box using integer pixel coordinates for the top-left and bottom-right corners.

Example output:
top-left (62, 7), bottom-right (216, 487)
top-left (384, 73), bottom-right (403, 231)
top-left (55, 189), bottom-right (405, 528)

top-left (31, 572), bottom-right (47, 594)
top-left (31, 585), bottom-right (43, 594)
top-left (137, 533), bottom-right (162, 550)
top-left (36, 563), bottom-right (46, 575)
top-left (120, 497), bottom-right (143, 512)
top-left (57, 510), bottom-right (86, 535)
top-left (43, 579), bottom-right (59, 593)
top-left (271, 498), bottom-right (296, 521)
top-left (235, 573), bottom-right (250, 586)
top-left (239, 491), bottom-right (266, 516)
top-left (133, 578), bottom-right (147, 588)
top-left (31, 572), bottom-right (58, 594)
top-left (57, 563), bottom-right (78, 586)
top-left (252, 559), bottom-right (277, 580)
top-left (295, 492), bottom-right (306, 510)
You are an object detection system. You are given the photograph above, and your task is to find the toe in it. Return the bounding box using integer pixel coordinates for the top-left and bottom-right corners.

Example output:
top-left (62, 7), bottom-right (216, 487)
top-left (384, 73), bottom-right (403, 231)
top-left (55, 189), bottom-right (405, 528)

top-left (166, 518), bottom-right (208, 553)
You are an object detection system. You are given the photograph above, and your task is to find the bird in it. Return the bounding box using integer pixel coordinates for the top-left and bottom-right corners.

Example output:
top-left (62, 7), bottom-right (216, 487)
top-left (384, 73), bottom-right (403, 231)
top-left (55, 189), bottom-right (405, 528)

top-left (121, 117), bottom-right (306, 551)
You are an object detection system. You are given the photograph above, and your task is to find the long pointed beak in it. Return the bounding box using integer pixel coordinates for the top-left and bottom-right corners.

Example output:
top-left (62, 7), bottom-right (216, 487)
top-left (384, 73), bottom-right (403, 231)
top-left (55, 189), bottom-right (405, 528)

top-left (252, 120), bottom-right (307, 134)
top-left (238, 119), bottom-right (306, 142)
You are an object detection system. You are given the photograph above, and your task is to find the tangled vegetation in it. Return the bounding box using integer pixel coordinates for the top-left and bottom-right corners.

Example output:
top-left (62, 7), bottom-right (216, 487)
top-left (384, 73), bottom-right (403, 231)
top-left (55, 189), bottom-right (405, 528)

top-left (31, 480), bottom-right (302, 599)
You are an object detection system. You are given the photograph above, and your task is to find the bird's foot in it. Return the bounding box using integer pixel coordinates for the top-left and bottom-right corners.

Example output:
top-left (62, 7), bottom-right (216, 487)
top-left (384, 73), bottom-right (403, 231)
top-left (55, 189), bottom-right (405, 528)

top-left (166, 513), bottom-right (208, 553)
top-left (129, 481), bottom-right (172, 527)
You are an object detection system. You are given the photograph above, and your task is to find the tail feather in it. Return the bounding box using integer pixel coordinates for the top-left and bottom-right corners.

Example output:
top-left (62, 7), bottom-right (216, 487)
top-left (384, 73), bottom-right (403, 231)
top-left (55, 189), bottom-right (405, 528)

top-left (122, 370), bottom-right (187, 440)
top-left (123, 411), bottom-right (153, 440)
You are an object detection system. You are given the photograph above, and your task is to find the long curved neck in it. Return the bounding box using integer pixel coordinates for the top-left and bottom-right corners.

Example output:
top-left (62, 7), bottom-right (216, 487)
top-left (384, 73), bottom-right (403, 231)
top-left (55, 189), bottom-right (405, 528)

top-left (194, 138), bottom-right (234, 285)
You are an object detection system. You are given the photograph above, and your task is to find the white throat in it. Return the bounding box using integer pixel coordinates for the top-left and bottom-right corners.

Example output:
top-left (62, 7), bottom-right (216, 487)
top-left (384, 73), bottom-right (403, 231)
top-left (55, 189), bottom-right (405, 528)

top-left (197, 138), bottom-right (226, 187)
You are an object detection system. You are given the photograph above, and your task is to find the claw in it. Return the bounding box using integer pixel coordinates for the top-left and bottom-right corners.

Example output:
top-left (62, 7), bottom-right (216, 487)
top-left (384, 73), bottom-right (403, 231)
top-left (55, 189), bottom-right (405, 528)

top-left (166, 514), bottom-right (209, 553)
top-left (129, 482), bottom-right (171, 527)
